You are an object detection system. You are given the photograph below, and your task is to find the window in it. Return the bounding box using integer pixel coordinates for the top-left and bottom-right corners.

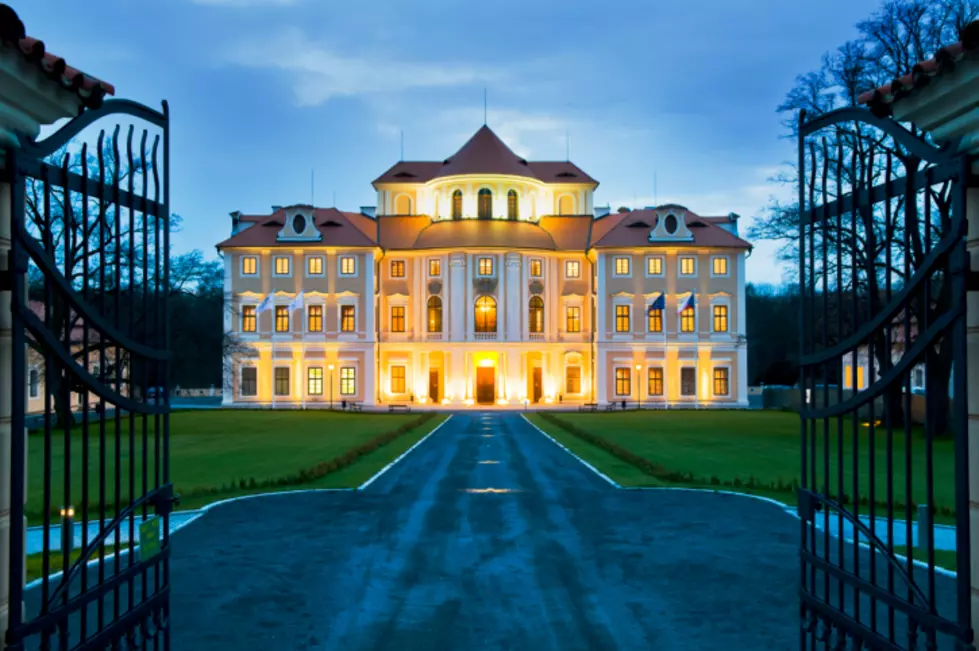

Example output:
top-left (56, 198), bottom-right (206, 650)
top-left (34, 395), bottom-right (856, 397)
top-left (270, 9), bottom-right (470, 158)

top-left (241, 305), bottom-right (257, 333)
top-left (566, 306), bottom-right (581, 333)
top-left (530, 259), bottom-right (542, 277)
top-left (507, 189), bottom-right (518, 220)
top-left (429, 258), bottom-right (441, 277)
top-left (646, 256), bottom-right (663, 276)
top-left (395, 194), bottom-right (412, 215)
top-left (615, 368), bottom-right (631, 396)
top-left (274, 256), bottom-right (291, 276)
top-left (340, 367), bottom-right (356, 396)
top-left (478, 257), bottom-right (494, 276)
top-left (307, 305), bottom-right (323, 332)
top-left (452, 190), bottom-right (463, 219)
top-left (240, 367), bottom-right (257, 397)
top-left (28, 368), bottom-right (39, 398)
top-left (427, 296), bottom-right (442, 332)
top-left (474, 296), bottom-right (497, 332)
top-left (307, 367), bottom-right (323, 395)
top-left (679, 257), bottom-right (696, 276)
top-left (339, 256), bottom-right (356, 276)
top-left (664, 213), bottom-right (678, 234)
top-left (275, 305), bottom-right (290, 332)
top-left (680, 306), bottom-right (695, 333)
top-left (274, 367), bottom-right (290, 396)
top-left (648, 307), bottom-right (663, 333)
top-left (558, 194), bottom-right (574, 215)
top-left (390, 366), bottom-right (406, 393)
top-left (712, 256), bottom-right (729, 276)
top-left (614, 257), bottom-right (630, 276)
top-left (680, 367), bottom-right (696, 396)
top-left (566, 366), bottom-right (581, 394)
top-left (615, 305), bottom-right (630, 333)
top-left (241, 256), bottom-right (258, 276)
top-left (390, 260), bottom-right (405, 278)
top-left (293, 214), bottom-right (307, 233)
top-left (565, 260), bottom-right (581, 278)
top-left (528, 296), bottom-right (544, 334)
top-left (341, 305), bottom-right (355, 332)
top-left (648, 368), bottom-right (664, 396)
top-left (307, 256), bottom-right (324, 276)
top-left (713, 367), bottom-right (730, 396)
top-left (391, 306), bottom-right (406, 333)
top-left (478, 188), bottom-right (492, 219)
top-left (713, 305), bottom-right (728, 332)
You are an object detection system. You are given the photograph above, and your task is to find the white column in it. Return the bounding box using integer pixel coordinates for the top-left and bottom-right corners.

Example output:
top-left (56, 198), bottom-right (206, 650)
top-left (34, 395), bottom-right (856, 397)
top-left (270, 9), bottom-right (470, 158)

top-left (736, 251), bottom-right (748, 406)
top-left (222, 255), bottom-right (234, 405)
top-left (505, 253), bottom-right (521, 341)
top-left (449, 253), bottom-right (466, 341)
top-left (595, 253), bottom-right (606, 342)
top-left (364, 253), bottom-right (376, 341)
top-left (465, 253), bottom-right (474, 341)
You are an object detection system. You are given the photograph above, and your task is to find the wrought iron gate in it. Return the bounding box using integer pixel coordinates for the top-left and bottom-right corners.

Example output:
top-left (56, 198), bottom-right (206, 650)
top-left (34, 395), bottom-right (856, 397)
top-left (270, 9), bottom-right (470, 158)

top-left (797, 106), bottom-right (973, 650)
top-left (5, 99), bottom-right (173, 650)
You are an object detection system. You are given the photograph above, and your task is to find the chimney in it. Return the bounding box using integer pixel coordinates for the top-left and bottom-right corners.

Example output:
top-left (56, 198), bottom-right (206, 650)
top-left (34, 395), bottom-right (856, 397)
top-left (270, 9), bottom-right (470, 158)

top-left (360, 206), bottom-right (376, 218)
top-left (728, 211), bottom-right (740, 235)
top-left (271, 205), bottom-right (283, 212)
top-left (593, 205), bottom-right (610, 219)
top-left (229, 210), bottom-right (241, 235)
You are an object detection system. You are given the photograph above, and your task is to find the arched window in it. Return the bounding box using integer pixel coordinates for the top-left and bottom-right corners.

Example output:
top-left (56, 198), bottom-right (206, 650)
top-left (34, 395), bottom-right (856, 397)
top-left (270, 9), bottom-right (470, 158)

top-left (477, 188), bottom-right (493, 219)
top-left (558, 194), bottom-right (575, 215)
top-left (427, 296), bottom-right (442, 333)
top-left (394, 194), bottom-right (412, 215)
top-left (474, 296), bottom-right (497, 332)
top-left (528, 296), bottom-right (544, 334)
top-left (452, 190), bottom-right (463, 220)
top-left (507, 190), bottom-right (519, 220)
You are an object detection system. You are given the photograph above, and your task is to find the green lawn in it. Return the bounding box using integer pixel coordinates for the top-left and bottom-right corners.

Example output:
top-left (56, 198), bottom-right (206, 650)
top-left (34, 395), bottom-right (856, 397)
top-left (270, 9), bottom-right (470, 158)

top-left (526, 410), bottom-right (958, 523)
top-left (892, 546), bottom-right (958, 572)
top-left (27, 410), bottom-right (447, 521)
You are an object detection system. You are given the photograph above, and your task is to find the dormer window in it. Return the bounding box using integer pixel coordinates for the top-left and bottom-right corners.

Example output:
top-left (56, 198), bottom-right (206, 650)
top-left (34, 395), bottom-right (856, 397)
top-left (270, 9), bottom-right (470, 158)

top-left (663, 214), bottom-right (678, 235)
top-left (293, 214), bottom-right (307, 234)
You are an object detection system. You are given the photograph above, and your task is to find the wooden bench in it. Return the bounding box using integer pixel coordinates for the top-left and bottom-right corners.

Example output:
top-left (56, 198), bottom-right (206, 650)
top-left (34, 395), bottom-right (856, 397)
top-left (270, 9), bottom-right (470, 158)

top-left (579, 403), bottom-right (598, 412)
top-left (346, 402), bottom-right (362, 412)
top-left (388, 404), bottom-right (411, 413)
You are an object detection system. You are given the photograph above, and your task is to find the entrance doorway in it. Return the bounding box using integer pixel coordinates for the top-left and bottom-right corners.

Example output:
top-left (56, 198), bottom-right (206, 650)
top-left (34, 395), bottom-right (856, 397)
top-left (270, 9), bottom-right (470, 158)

top-left (476, 367), bottom-right (495, 404)
top-left (532, 367), bottom-right (543, 403)
top-left (429, 369), bottom-right (440, 403)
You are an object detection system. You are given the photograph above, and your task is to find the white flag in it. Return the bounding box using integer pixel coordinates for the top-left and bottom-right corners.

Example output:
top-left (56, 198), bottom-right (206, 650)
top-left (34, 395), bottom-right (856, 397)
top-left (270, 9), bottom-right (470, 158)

top-left (255, 294), bottom-right (273, 314)
top-left (677, 292), bottom-right (695, 314)
top-left (289, 290), bottom-right (305, 312)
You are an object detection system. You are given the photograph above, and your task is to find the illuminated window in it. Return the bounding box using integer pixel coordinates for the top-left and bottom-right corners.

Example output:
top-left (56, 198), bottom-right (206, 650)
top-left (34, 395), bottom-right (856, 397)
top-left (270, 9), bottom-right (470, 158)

top-left (275, 305), bottom-right (290, 332)
top-left (339, 256), bottom-right (356, 276)
top-left (615, 368), bottom-right (631, 396)
top-left (648, 307), bottom-right (663, 333)
top-left (307, 305), bottom-right (322, 332)
top-left (240, 367), bottom-right (257, 397)
top-left (452, 190), bottom-right (463, 219)
top-left (391, 306), bottom-right (406, 333)
top-left (712, 257), bottom-right (728, 276)
top-left (307, 367), bottom-right (323, 395)
top-left (566, 306), bottom-right (580, 333)
top-left (340, 367), bottom-right (356, 396)
top-left (648, 368), bottom-right (663, 396)
top-left (528, 296), bottom-right (544, 334)
top-left (679, 257), bottom-right (696, 276)
top-left (478, 257), bottom-right (494, 276)
top-left (274, 367), bottom-right (290, 396)
top-left (566, 366), bottom-right (581, 394)
top-left (615, 305), bottom-right (630, 333)
top-left (713, 305), bottom-right (728, 332)
top-left (474, 296), bottom-right (497, 332)
top-left (507, 190), bottom-right (519, 220)
top-left (427, 296), bottom-right (442, 332)
top-left (274, 256), bottom-right (291, 276)
top-left (307, 256), bottom-right (324, 276)
top-left (390, 260), bottom-right (405, 278)
top-left (241, 305), bottom-right (256, 333)
top-left (241, 256), bottom-right (258, 276)
top-left (530, 259), bottom-right (542, 277)
top-left (395, 194), bottom-right (412, 215)
top-left (713, 367), bottom-right (730, 396)
top-left (614, 257), bottom-right (630, 276)
top-left (429, 258), bottom-right (441, 276)
top-left (680, 368), bottom-right (696, 396)
top-left (390, 366), bottom-right (406, 393)
top-left (558, 194), bottom-right (574, 215)
top-left (680, 306), bottom-right (695, 333)
top-left (647, 256), bottom-right (663, 276)
top-left (478, 188), bottom-right (492, 219)
top-left (566, 260), bottom-right (580, 278)
top-left (341, 305), bottom-right (355, 332)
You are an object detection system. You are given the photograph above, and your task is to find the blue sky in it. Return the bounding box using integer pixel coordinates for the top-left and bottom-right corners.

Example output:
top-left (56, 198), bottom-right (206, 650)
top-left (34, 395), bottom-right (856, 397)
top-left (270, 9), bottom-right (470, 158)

top-left (21, 0), bottom-right (882, 283)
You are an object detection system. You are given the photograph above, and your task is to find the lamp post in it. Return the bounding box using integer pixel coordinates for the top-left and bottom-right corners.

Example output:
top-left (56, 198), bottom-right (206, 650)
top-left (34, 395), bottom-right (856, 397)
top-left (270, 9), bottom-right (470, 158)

top-left (328, 364), bottom-right (335, 409)
top-left (635, 364), bottom-right (642, 410)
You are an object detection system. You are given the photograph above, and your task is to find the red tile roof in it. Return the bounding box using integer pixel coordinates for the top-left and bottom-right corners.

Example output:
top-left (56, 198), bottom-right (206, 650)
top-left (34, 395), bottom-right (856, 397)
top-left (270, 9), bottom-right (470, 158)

top-left (858, 20), bottom-right (979, 116)
top-left (216, 207), bottom-right (377, 249)
top-left (0, 4), bottom-right (115, 111)
top-left (537, 216), bottom-right (593, 251)
top-left (412, 219), bottom-right (557, 251)
top-left (591, 209), bottom-right (751, 250)
top-left (372, 125), bottom-right (598, 186)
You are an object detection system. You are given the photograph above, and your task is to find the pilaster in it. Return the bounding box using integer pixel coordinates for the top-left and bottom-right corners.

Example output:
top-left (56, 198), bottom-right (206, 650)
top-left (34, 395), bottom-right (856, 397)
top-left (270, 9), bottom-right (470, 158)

top-left (449, 253), bottom-right (466, 341)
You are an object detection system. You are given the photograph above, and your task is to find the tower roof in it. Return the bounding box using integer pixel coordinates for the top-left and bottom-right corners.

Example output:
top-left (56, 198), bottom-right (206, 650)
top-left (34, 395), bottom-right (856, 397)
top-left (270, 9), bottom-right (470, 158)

top-left (436, 125), bottom-right (532, 178)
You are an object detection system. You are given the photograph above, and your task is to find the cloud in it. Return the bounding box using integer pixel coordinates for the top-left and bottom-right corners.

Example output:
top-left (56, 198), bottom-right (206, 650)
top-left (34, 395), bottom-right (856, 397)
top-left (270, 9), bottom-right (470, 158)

top-left (221, 28), bottom-right (506, 106)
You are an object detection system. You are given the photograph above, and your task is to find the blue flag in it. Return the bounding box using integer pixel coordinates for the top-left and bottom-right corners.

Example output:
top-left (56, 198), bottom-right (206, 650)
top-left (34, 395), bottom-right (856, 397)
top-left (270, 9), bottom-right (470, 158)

top-left (649, 294), bottom-right (665, 312)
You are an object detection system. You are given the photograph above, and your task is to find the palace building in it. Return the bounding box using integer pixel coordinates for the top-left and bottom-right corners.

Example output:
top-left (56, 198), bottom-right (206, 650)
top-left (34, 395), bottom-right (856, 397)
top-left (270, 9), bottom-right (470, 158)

top-left (217, 125), bottom-right (751, 408)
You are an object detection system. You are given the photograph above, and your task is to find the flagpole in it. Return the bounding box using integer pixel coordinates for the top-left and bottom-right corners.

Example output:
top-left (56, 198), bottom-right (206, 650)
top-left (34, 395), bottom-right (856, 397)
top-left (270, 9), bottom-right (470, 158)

top-left (271, 298), bottom-right (276, 410)
top-left (664, 293), bottom-right (669, 410)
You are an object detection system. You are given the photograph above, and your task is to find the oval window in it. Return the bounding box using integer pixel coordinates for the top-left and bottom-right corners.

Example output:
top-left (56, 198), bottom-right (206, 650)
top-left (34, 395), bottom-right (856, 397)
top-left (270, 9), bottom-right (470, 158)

top-left (664, 214), bottom-right (678, 235)
top-left (293, 214), bottom-right (307, 234)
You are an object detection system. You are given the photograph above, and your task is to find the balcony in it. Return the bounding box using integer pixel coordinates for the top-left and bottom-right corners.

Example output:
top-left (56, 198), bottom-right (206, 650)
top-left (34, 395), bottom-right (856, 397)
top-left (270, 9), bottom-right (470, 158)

top-left (473, 332), bottom-right (497, 341)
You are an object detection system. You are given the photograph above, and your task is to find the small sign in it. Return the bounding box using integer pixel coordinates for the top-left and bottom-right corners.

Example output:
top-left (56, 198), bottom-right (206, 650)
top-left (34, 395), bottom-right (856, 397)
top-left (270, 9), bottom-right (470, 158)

top-left (139, 517), bottom-right (161, 561)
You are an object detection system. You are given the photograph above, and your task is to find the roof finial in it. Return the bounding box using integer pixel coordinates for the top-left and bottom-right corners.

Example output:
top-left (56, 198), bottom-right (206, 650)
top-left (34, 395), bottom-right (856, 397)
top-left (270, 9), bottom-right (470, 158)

top-left (483, 87), bottom-right (487, 126)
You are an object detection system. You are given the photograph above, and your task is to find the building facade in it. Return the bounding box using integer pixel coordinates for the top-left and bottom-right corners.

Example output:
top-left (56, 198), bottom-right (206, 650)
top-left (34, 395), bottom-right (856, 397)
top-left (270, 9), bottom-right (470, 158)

top-left (217, 126), bottom-right (751, 408)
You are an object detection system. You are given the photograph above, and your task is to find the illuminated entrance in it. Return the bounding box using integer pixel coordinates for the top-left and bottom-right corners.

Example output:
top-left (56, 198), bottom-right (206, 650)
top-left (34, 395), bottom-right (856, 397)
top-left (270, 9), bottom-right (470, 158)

top-left (476, 367), bottom-right (495, 404)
